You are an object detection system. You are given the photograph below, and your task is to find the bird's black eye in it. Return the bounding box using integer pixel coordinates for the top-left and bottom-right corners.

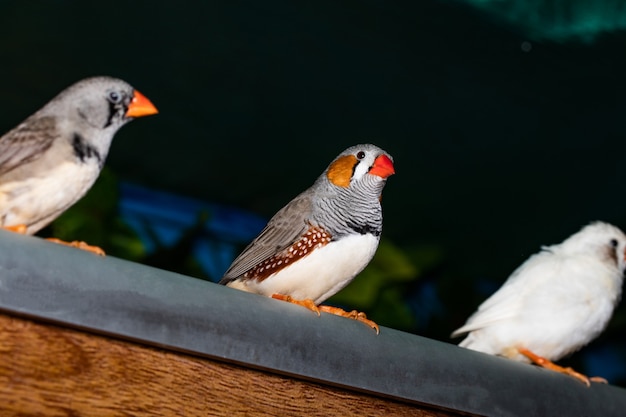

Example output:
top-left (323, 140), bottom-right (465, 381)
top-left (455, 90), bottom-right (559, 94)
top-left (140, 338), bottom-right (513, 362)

top-left (610, 238), bottom-right (619, 248)
top-left (108, 91), bottom-right (122, 104)
top-left (356, 151), bottom-right (366, 159)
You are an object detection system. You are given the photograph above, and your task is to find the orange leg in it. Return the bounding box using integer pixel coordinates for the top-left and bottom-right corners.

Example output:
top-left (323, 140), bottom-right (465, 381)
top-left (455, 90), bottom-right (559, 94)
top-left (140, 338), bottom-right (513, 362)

top-left (271, 294), bottom-right (320, 316)
top-left (318, 305), bottom-right (380, 334)
top-left (2, 224), bottom-right (105, 256)
top-left (518, 348), bottom-right (606, 387)
top-left (2, 224), bottom-right (28, 234)
top-left (45, 238), bottom-right (106, 256)
top-left (271, 294), bottom-right (379, 334)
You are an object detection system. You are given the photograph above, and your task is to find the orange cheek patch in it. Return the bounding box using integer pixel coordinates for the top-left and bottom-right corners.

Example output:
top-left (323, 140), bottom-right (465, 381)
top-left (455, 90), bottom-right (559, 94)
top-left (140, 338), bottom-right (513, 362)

top-left (326, 155), bottom-right (357, 187)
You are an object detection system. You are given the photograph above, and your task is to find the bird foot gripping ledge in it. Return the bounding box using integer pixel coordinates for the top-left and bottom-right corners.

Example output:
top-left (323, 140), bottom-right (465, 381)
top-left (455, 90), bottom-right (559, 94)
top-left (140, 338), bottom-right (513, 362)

top-left (318, 305), bottom-right (379, 334)
top-left (45, 238), bottom-right (106, 256)
top-left (270, 293), bottom-right (379, 333)
top-left (2, 225), bottom-right (105, 256)
top-left (271, 294), bottom-right (321, 315)
top-left (518, 347), bottom-right (607, 387)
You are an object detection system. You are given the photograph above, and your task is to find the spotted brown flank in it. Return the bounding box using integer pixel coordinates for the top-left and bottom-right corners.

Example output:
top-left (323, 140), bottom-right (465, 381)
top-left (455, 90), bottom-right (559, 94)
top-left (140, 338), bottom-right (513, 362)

top-left (244, 225), bottom-right (332, 281)
top-left (326, 154), bottom-right (357, 188)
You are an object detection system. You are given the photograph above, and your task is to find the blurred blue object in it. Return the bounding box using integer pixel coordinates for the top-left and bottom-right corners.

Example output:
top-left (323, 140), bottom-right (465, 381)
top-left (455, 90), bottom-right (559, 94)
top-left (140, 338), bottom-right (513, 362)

top-left (582, 344), bottom-right (626, 384)
top-left (409, 281), bottom-right (445, 331)
top-left (118, 182), bottom-right (266, 280)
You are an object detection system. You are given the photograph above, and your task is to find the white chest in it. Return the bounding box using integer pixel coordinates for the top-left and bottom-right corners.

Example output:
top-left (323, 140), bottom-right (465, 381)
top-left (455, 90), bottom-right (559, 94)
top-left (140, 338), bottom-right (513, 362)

top-left (232, 233), bottom-right (380, 304)
top-left (0, 160), bottom-right (100, 233)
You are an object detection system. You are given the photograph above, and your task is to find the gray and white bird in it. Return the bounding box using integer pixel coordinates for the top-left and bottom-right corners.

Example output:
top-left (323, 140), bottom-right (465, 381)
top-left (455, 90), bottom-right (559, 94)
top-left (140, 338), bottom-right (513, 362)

top-left (219, 144), bottom-right (395, 332)
top-left (451, 221), bottom-right (626, 385)
top-left (0, 76), bottom-right (158, 254)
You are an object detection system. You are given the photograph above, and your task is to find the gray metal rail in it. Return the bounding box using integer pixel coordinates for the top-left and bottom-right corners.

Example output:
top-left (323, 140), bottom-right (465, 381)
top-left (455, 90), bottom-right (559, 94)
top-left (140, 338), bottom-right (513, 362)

top-left (1, 231), bottom-right (625, 416)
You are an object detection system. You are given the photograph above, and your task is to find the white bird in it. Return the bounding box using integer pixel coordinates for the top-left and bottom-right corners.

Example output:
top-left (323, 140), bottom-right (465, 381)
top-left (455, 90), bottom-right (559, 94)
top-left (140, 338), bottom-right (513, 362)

top-left (451, 221), bottom-right (626, 386)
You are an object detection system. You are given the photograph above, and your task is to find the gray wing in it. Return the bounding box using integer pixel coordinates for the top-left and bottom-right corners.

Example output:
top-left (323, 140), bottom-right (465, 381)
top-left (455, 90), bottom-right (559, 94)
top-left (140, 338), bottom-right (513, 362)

top-left (220, 191), bottom-right (313, 283)
top-left (0, 116), bottom-right (58, 176)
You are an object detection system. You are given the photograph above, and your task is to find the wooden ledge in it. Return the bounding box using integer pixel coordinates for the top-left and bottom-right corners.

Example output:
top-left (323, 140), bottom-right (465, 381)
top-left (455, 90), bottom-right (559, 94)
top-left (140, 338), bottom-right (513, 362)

top-left (0, 313), bottom-right (450, 416)
top-left (1, 231), bottom-right (626, 416)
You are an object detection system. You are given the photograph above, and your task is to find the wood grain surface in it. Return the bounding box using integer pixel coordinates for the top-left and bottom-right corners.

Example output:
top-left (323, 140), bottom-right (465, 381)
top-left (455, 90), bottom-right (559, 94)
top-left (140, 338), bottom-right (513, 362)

top-left (0, 313), bottom-right (467, 416)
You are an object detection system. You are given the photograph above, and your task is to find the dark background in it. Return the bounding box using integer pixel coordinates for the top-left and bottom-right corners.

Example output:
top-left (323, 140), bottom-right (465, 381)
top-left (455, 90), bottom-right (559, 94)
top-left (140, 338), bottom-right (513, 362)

top-left (2, 0), bottom-right (626, 386)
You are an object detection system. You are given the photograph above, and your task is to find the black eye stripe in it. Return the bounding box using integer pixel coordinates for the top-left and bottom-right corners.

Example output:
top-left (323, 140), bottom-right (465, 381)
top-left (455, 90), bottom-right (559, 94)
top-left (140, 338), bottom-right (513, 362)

top-left (103, 100), bottom-right (117, 128)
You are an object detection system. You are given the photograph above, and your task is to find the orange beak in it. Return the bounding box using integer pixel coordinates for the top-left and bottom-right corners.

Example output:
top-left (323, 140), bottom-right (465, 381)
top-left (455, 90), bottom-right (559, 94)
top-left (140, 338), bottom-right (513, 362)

top-left (369, 154), bottom-right (395, 178)
top-left (125, 90), bottom-right (159, 118)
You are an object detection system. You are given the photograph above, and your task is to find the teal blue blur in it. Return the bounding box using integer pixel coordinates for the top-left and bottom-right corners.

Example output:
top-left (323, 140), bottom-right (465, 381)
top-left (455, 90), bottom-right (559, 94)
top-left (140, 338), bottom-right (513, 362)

top-left (454, 0), bottom-right (626, 42)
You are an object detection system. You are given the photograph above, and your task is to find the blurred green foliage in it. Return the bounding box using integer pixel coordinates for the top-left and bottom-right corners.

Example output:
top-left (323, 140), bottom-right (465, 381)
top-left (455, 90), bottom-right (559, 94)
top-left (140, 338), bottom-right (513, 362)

top-left (47, 168), bottom-right (146, 261)
top-left (327, 239), bottom-right (445, 332)
top-left (48, 169), bottom-right (214, 281)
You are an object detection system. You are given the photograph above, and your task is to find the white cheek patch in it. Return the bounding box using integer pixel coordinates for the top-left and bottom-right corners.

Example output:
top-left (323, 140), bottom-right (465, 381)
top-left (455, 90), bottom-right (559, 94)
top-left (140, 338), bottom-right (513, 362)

top-left (351, 153), bottom-right (377, 183)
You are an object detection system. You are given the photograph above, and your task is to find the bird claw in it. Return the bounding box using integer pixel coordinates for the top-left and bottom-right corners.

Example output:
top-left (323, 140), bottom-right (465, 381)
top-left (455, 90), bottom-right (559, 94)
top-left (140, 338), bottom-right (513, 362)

top-left (561, 366), bottom-right (591, 387)
top-left (2, 224), bottom-right (28, 234)
top-left (271, 294), bottom-right (320, 315)
top-left (590, 376), bottom-right (608, 384)
top-left (319, 305), bottom-right (380, 334)
top-left (46, 238), bottom-right (106, 256)
top-left (270, 295), bottom-right (380, 333)
top-left (3, 226), bottom-right (105, 256)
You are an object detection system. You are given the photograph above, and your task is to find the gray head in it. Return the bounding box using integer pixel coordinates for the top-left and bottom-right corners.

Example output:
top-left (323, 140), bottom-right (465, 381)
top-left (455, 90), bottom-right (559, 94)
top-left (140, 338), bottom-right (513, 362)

top-left (311, 143), bottom-right (395, 237)
top-left (30, 76), bottom-right (158, 165)
top-left (38, 76), bottom-right (158, 131)
top-left (318, 143), bottom-right (395, 189)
